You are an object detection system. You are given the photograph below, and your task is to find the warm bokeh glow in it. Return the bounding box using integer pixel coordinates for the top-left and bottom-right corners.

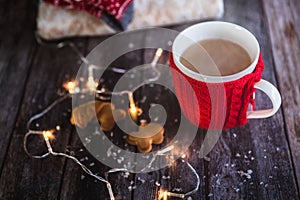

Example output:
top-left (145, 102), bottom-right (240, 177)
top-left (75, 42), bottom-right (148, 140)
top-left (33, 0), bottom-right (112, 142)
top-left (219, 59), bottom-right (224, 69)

top-left (43, 130), bottom-right (54, 141)
top-left (129, 104), bottom-right (142, 122)
top-left (129, 104), bottom-right (138, 121)
top-left (156, 48), bottom-right (163, 57)
top-left (158, 189), bottom-right (168, 200)
top-left (87, 77), bottom-right (98, 91)
top-left (63, 81), bottom-right (76, 93)
top-left (129, 104), bottom-right (138, 115)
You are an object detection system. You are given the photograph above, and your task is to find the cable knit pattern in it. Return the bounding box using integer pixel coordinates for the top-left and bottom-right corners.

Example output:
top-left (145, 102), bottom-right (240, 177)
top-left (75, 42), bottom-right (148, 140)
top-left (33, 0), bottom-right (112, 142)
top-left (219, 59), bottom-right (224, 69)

top-left (170, 53), bottom-right (264, 129)
top-left (44, 0), bottom-right (133, 20)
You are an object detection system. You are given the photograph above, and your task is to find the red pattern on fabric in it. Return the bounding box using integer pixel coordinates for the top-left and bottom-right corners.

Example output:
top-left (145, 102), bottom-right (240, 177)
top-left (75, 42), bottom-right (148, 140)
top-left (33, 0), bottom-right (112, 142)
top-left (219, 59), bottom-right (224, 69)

top-left (44, 0), bottom-right (133, 20)
top-left (170, 53), bottom-right (264, 129)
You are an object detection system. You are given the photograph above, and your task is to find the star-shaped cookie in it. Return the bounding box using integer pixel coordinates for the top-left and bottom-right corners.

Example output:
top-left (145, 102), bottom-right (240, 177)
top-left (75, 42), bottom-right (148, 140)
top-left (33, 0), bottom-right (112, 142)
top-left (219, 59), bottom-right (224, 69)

top-left (127, 122), bottom-right (165, 153)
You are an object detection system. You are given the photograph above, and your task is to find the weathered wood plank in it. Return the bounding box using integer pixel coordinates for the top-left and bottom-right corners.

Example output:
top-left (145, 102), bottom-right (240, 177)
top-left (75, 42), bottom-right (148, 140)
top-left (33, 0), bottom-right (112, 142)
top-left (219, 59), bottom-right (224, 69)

top-left (132, 31), bottom-right (175, 200)
top-left (133, 29), bottom-right (207, 199)
top-left (59, 35), bottom-right (146, 200)
top-left (0, 0), bottom-right (38, 173)
top-left (262, 0), bottom-right (300, 193)
top-left (132, 79), bottom-right (185, 200)
top-left (156, 26), bottom-right (208, 200)
top-left (0, 39), bottom-right (86, 199)
top-left (203, 0), bottom-right (299, 199)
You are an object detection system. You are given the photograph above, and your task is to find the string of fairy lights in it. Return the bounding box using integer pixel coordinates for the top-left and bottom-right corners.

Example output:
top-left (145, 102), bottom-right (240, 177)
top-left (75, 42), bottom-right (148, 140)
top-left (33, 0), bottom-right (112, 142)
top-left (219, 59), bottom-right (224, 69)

top-left (24, 38), bottom-right (200, 200)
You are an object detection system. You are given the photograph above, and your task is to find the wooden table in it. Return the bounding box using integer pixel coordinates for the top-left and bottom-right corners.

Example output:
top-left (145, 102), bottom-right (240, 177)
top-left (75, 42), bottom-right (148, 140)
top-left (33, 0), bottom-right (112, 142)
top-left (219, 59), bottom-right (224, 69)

top-left (0, 0), bottom-right (299, 199)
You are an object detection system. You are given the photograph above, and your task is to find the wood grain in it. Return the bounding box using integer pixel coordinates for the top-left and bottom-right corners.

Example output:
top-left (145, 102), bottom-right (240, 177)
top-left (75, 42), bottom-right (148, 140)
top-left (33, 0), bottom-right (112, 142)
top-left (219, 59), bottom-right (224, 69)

top-left (132, 33), bottom-right (207, 200)
top-left (0, 0), bottom-right (299, 199)
top-left (0, 0), bottom-right (38, 173)
top-left (59, 36), bottom-right (145, 200)
top-left (262, 0), bottom-right (300, 193)
top-left (0, 39), bottom-right (86, 199)
top-left (132, 29), bottom-right (177, 200)
top-left (203, 0), bottom-right (299, 199)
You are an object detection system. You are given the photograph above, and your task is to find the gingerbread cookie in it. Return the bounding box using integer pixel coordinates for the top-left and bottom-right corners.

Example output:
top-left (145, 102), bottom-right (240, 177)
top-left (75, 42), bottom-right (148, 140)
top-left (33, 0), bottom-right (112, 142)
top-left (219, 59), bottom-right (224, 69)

top-left (127, 122), bottom-right (165, 153)
top-left (71, 101), bottom-right (126, 131)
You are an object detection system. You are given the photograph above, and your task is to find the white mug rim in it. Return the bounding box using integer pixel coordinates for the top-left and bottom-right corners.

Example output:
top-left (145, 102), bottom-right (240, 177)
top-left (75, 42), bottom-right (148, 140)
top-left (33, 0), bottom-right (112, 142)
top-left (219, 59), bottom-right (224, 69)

top-left (172, 21), bottom-right (260, 83)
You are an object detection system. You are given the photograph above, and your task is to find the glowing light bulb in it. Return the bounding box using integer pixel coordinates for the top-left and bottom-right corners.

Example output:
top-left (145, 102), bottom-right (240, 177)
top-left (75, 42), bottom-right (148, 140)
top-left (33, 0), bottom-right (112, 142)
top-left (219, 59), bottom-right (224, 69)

top-left (87, 77), bottom-right (98, 91)
top-left (43, 130), bottom-right (54, 141)
top-left (156, 48), bottom-right (163, 57)
top-left (158, 189), bottom-right (186, 199)
top-left (151, 48), bottom-right (163, 67)
top-left (128, 93), bottom-right (142, 122)
top-left (129, 103), bottom-right (137, 114)
top-left (63, 81), bottom-right (76, 93)
top-left (158, 189), bottom-right (168, 200)
top-left (129, 103), bottom-right (142, 122)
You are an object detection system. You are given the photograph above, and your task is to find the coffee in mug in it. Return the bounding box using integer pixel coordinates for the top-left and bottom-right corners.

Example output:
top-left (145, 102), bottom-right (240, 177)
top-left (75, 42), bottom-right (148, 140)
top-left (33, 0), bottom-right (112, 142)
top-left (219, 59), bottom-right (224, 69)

top-left (179, 39), bottom-right (252, 76)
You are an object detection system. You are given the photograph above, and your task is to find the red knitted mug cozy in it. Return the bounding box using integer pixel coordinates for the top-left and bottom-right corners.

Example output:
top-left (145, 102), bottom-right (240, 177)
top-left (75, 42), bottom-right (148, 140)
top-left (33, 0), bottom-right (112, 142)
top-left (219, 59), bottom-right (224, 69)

top-left (170, 52), bottom-right (264, 129)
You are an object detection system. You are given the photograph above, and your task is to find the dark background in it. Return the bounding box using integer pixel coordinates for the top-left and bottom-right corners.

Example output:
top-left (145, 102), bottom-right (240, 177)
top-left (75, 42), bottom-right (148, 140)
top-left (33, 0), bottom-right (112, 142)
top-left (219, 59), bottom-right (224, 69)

top-left (0, 0), bottom-right (299, 199)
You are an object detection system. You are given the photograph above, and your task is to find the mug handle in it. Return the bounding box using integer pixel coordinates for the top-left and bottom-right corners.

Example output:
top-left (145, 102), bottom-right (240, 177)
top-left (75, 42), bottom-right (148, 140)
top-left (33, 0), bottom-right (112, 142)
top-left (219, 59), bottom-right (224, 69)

top-left (247, 79), bottom-right (281, 119)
